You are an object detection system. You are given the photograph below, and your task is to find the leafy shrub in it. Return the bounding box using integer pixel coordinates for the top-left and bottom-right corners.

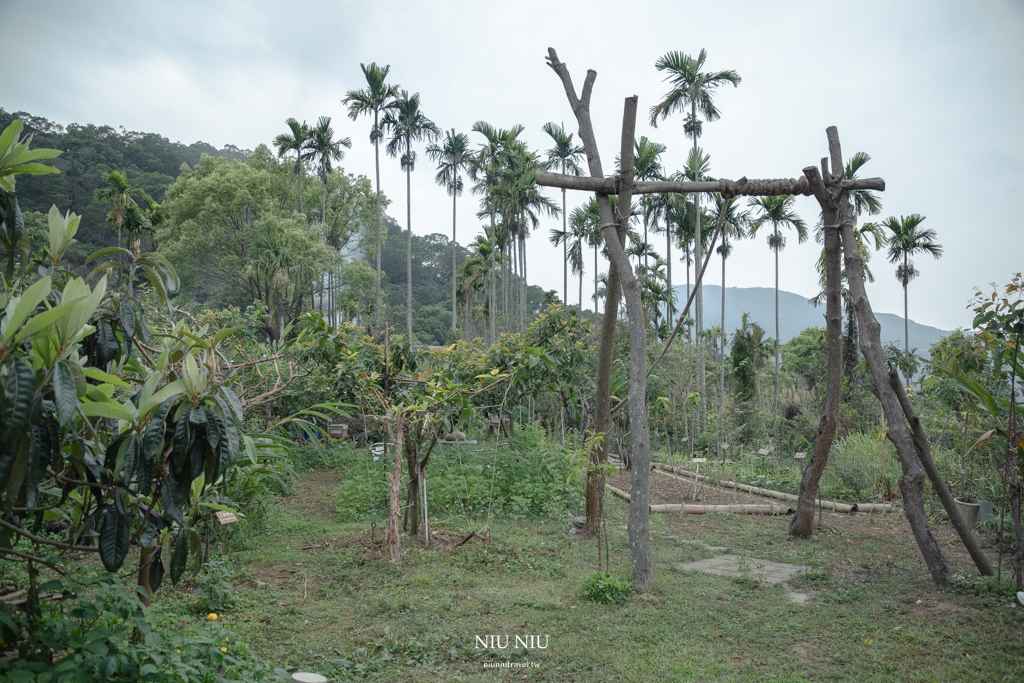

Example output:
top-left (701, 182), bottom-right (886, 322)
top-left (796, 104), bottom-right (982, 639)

top-left (0, 568), bottom-right (285, 682)
top-left (579, 572), bottom-right (631, 606)
top-left (186, 558), bottom-right (237, 615)
top-left (337, 424), bottom-right (579, 521)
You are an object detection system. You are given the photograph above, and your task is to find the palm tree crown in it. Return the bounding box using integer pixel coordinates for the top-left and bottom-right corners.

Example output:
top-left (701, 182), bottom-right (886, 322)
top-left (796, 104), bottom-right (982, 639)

top-left (649, 49), bottom-right (741, 135)
top-left (343, 63), bottom-right (400, 145)
top-left (307, 116), bottom-right (352, 226)
top-left (273, 118), bottom-right (312, 214)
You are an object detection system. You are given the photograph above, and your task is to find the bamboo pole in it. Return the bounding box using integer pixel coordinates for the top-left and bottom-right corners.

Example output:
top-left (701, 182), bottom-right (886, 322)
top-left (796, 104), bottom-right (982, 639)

top-left (650, 462), bottom-right (893, 513)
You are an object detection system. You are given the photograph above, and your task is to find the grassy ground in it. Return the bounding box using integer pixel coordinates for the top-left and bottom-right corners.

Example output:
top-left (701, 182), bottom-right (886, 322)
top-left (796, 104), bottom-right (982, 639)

top-left (163, 466), bottom-right (1024, 682)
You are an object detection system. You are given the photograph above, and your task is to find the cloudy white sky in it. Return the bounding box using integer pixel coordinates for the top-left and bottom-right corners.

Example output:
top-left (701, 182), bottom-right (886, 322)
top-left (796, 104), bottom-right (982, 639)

top-left (3, 0), bottom-right (1022, 331)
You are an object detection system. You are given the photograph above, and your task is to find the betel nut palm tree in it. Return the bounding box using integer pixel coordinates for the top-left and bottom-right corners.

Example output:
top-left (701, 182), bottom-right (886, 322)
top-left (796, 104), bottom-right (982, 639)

top-left (470, 122), bottom-right (523, 343)
top-left (343, 62), bottom-right (400, 330)
top-left (307, 116), bottom-right (352, 232)
top-left (307, 116), bottom-right (352, 326)
top-left (94, 170), bottom-right (135, 249)
top-left (426, 129), bottom-right (473, 332)
top-left (542, 122), bottom-right (585, 314)
top-left (884, 213), bottom-right (942, 384)
top-left (651, 48), bottom-right (740, 431)
top-left (274, 118), bottom-right (311, 214)
top-left (382, 90), bottom-right (440, 343)
top-left (748, 194), bottom-right (807, 441)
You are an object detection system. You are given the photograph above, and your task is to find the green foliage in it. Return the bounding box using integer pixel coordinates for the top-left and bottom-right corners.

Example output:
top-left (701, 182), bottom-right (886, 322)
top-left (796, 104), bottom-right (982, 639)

top-left (0, 108), bottom-right (248, 251)
top-left (336, 425), bottom-right (580, 521)
top-left (782, 326), bottom-right (827, 391)
top-left (0, 568), bottom-right (284, 682)
top-left (579, 572), bottom-right (631, 605)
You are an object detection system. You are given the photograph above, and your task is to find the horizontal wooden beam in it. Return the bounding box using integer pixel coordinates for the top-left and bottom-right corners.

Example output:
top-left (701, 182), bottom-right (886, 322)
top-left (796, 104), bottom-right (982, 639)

top-left (534, 170), bottom-right (884, 197)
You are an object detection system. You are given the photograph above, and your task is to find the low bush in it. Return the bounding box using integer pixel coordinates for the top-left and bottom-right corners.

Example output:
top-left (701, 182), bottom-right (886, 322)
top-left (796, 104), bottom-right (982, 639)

top-left (579, 572), bottom-right (632, 606)
top-left (0, 568), bottom-right (286, 683)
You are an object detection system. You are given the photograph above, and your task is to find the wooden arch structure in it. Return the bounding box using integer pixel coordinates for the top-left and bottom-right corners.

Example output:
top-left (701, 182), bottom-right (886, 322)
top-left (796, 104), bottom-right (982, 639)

top-left (535, 47), bottom-right (991, 588)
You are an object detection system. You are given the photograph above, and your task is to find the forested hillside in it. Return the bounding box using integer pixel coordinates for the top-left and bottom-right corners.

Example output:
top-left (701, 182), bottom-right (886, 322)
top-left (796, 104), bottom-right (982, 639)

top-left (0, 108), bottom-right (249, 250)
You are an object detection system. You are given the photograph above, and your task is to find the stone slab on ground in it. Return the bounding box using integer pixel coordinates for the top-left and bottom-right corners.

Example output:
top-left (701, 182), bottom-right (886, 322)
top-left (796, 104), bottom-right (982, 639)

top-left (677, 554), bottom-right (810, 585)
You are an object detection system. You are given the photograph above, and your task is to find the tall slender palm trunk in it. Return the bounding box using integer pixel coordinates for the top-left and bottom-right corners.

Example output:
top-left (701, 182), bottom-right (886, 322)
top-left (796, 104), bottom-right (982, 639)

top-left (720, 242), bottom-right (727, 456)
top-left (666, 221), bottom-right (673, 327)
top-left (405, 141), bottom-right (413, 343)
top-left (773, 229), bottom-right (780, 441)
top-left (451, 190), bottom-right (458, 332)
top-left (903, 253), bottom-right (910, 384)
top-left (692, 105), bottom-right (706, 431)
top-left (374, 116), bottom-right (383, 330)
top-left (562, 188), bottom-right (568, 314)
top-left (520, 230), bottom-right (527, 328)
top-left (578, 263), bottom-right (583, 311)
top-left (489, 212), bottom-right (496, 344)
top-left (594, 245), bottom-right (598, 313)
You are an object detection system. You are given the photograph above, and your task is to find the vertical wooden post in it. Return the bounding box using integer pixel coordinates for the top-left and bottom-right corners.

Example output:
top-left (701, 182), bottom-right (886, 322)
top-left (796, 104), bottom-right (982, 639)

top-left (826, 126), bottom-right (950, 585)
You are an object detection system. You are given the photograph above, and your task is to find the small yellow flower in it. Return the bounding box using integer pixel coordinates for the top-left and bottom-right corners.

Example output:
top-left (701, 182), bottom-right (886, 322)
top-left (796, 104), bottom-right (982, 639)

top-left (175, 649), bottom-right (181, 654)
top-left (220, 647), bottom-right (227, 653)
top-left (225, 637), bottom-right (230, 642)
top-left (207, 613), bottom-right (218, 621)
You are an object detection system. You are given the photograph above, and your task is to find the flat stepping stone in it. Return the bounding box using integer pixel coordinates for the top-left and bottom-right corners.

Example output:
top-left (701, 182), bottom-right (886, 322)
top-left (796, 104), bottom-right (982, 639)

top-left (677, 554), bottom-right (810, 584)
top-left (675, 539), bottom-right (727, 552)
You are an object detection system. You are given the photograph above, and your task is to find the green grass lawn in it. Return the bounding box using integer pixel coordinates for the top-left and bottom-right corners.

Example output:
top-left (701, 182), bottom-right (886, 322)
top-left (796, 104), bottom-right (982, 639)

top-left (161, 467), bottom-right (1024, 682)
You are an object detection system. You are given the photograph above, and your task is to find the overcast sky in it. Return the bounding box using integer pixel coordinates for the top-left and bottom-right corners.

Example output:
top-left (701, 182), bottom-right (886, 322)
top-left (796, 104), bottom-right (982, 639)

top-left (3, 0), bottom-right (1022, 331)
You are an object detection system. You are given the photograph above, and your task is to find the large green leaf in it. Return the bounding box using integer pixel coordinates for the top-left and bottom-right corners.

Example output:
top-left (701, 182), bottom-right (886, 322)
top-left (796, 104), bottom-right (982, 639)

top-left (169, 530), bottom-right (189, 585)
top-left (148, 547), bottom-right (164, 593)
top-left (0, 357), bottom-right (36, 446)
top-left (121, 433), bottom-right (141, 484)
top-left (81, 366), bottom-right (131, 390)
top-left (4, 162), bottom-right (61, 176)
top-left (11, 295), bottom-right (86, 345)
top-left (119, 301), bottom-right (136, 347)
top-left (52, 361), bottom-right (78, 427)
top-left (80, 400), bottom-right (135, 423)
top-left (99, 505), bottom-right (130, 572)
top-left (144, 396), bottom-right (178, 463)
top-left (96, 319), bottom-right (120, 367)
top-left (138, 379), bottom-right (186, 418)
top-left (172, 408), bottom-right (194, 474)
top-left (0, 275), bottom-right (51, 345)
top-left (161, 473), bottom-right (184, 526)
top-left (210, 396), bottom-right (240, 466)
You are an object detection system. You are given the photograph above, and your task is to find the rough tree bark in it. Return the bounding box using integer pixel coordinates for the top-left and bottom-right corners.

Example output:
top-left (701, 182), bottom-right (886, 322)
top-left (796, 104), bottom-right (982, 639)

top-left (543, 52), bottom-right (622, 539)
top-left (544, 50), bottom-right (654, 588)
top-left (789, 165), bottom-right (844, 538)
top-left (615, 97), bottom-right (655, 589)
top-left (826, 127), bottom-right (950, 586)
top-left (890, 370), bottom-right (994, 575)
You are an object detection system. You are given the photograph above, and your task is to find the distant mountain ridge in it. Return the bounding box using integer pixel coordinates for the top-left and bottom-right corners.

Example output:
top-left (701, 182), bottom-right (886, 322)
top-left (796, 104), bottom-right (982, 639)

top-left (675, 284), bottom-right (950, 354)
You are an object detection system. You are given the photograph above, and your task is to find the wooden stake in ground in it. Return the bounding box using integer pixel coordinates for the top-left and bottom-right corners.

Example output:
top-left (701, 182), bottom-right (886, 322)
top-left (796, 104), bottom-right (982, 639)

top-left (544, 50), bottom-right (654, 587)
top-left (789, 164), bottom-right (845, 538)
